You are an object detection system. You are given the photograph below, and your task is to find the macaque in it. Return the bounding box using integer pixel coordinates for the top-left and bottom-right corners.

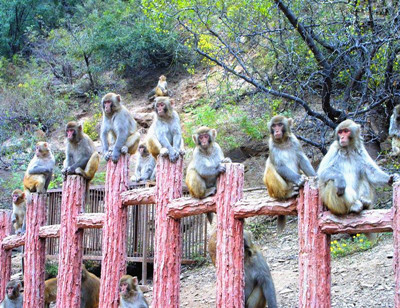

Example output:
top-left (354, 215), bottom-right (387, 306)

top-left (147, 75), bottom-right (169, 101)
top-left (146, 97), bottom-right (184, 162)
top-left (389, 105), bottom-right (400, 156)
top-left (135, 144), bottom-right (156, 182)
top-left (44, 265), bottom-right (100, 308)
top-left (119, 275), bottom-right (149, 308)
top-left (23, 141), bottom-right (55, 194)
top-left (263, 115), bottom-right (316, 232)
top-left (62, 121), bottom-right (100, 181)
top-left (208, 230), bottom-right (277, 308)
top-left (11, 189), bottom-right (26, 235)
top-left (101, 93), bottom-right (140, 163)
top-left (318, 119), bottom-right (398, 215)
top-left (0, 280), bottom-right (23, 308)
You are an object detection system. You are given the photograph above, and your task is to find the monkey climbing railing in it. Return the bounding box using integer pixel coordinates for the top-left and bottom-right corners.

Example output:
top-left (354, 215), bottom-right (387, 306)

top-left (0, 155), bottom-right (400, 308)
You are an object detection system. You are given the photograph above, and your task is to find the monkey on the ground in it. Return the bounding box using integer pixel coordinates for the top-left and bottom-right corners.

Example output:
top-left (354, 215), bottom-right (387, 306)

top-left (318, 119), bottom-right (398, 215)
top-left (208, 230), bottom-right (277, 308)
top-left (134, 143), bottom-right (156, 182)
top-left (11, 189), bottom-right (26, 235)
top-left (389, 105), bottom-right (400, 156)
top-left (62, 121), bottom-right (100, 181)
top-left (147, 75), bottom-right (168, 101)
top-left (23, 141), bottom-right (55, 194)
top-left (44, 265), bottom-right (100, 308)
top-left (119, 275), bottom-right (149, 308)
top-left (146, 97), bottom-right (184, 163)
top-left (101, 93), bottom-right (140, 163)
top-left (263, 115), bottom-right (316, 232)
top-left (185, 127), bottom-right (231, 223)
top-left (0, 280), bottom-right (23, 308)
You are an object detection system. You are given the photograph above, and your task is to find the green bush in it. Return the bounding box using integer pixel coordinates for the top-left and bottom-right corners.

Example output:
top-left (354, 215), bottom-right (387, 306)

top-left (83, 112), bottom-right (102, 141)
top-left (330, 234), bottom-right (376, 258)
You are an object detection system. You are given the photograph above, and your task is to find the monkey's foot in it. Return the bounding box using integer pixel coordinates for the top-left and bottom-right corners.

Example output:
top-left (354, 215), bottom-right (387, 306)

top-left (121, 146), bottom-right (128, 154)
top-left (360, 197), bottom-right (372, 210)
top-left (205, 187), bottom-right (217, 197)
top-left (221, 157), bottom-right (232, 163)
top-left (160, 148), bottom-right (169, 157)
top-left (179, 149), bottom-right (186, 156)
top-left (349, 200), bottom-right (363, 213)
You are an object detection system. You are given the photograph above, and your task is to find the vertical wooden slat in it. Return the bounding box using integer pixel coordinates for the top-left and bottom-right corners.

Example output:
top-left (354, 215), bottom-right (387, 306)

top-left (0, 210), bottom-right (12, 302)
top-left (393, 182), bottom-right (400, 308)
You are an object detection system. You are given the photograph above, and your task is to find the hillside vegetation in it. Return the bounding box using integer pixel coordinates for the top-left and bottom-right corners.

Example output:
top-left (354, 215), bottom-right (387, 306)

top-left (1, 0), bottom-right (400, 207)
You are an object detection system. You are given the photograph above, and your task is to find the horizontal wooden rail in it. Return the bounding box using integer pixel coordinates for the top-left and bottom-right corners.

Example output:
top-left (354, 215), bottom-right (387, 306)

top-left (77, 213), bottom-right (105, 228)
top-left (319, 209), bottom-right (393, 234)
top-left (168, 196), bottom-right (216, 219)
top-left (121, 187), bottom-right (156, 206)
top-left (233, 197), bottom-right (297, 219)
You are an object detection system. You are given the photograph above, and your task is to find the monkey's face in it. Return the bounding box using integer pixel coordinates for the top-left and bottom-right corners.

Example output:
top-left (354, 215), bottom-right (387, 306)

top-left (12, 192), bottom-right (23, 203)
top-left (6, 282), bottom-right (19, 299)
top-left (139, 145), bottom-right (149, 157)
top-left (103, 100), bottom-right (113, 114)
top-left (155, 102), bottom-right (168, 116)
top-left (66, 128), bottom-right (76, 140)
top-left (338, 128), bottom-right (352, 147)
top-left (198, 133), bottom-right (211, 149)
top-left (35, 142), bottom-right (49, 158)
top-left (271, 122), bottom-right (285, 140)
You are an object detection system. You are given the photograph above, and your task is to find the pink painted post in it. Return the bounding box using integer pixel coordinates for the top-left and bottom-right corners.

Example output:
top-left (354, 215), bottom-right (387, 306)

top-left (99, 155), bottom-right (130, 308)
top-left (23, 193), bottom-right (47, 308)
top-left (152, 156), bottom-right (183, 308)
top-left (56, 175), bottom-right (86, 308)
top-left (393, 182), bottom-right (400, 307)
top-left (215, 163), bottom-right (245, 308)
top-left (0, 210), bottom-right (12, 302)
top-left (298, 178), bottom-right (331, 308)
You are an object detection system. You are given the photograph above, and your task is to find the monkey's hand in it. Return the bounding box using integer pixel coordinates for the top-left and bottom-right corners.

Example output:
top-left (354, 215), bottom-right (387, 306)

top-left (389, 173), bottom-right (400, 185)
top-left (295, 175), bottom-right (306, 187)
top-left (104, 150), bottom-right (113, 161)
top-left (179, 149), bottom-right (186, 156)
top-left (217, 163), bottom-right (226, 174)
top-left (169, 149), bottom-right (179, 162)
top-left (121, 146), bottom-right (128, 154)
top-left (221, 157), bottom-right (232, 164)
top-left (111, 150), bottom-right (121, 163)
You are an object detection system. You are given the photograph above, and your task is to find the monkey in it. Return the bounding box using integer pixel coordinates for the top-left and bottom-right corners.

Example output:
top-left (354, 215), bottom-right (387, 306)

top-left (318, 119), bottom-right (399, 215)
top-left (263, 115), bottom-right (316, 232)
top-left (0, 280), bottom-right (23, 308)
top-left (146, 96), bottom-right (184, 163)
top-left (134, 143), bottom-right (156, 182)
top-left (44, 277), bottom-right (57, 308)
top-left (23, 141), bottom-right (55, 194)
top-left (147, 75), bottom-right (169, 101)
top-left (11, 189), bottom-right (26, 235)
top-left (389, 105), bottom-right (400, 156)
top-left (44, 265), bottom-right (100, 308)
top-left (185, 126), bottom-right (231, 221)
top-left (62, 121), bottom-right (100, 181)
top-left (119, 275), bottom-right (149, 308)
top-left (101, 93), bottom-right (141, 163)
top-left (208, 230), bottom-right (277, 308)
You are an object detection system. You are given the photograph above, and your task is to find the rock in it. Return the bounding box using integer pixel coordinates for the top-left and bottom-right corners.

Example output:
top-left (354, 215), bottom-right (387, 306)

top-left (134, 113), bottom-right (153, 128)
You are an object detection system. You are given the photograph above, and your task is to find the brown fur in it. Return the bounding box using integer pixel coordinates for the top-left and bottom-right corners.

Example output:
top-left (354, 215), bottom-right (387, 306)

top-left (11, 189), bottom-right (26, 234)
top-left (148, 75), bottom-right (168, 101)
top-left (263, 160), bottom-right (292, 199)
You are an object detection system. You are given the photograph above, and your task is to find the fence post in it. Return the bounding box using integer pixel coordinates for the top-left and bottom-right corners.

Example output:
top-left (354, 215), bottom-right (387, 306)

top-left (0, 210), bottom-right (12, 302)
top-left (393, 182), bottom-right (400, 307)
top-left (23, 193), bottom-right (47, 308)
top-left (99, 155), bottom-right (130, 308)
top-left (298, 178), bottom-right (331, 308)
top-left (215, 163), bottom-right (245, 307)
top-left (152, 156), bottom-right (183, 308)
top-left (56, 175), bottom-right (86, 308)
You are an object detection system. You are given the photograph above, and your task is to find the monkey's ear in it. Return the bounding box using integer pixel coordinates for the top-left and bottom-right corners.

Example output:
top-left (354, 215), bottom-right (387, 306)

top-left (43, 142), bottom-right (48, 148)
top-left (132, 276), bottom-right (138, 285)
top-left (78, 124), bottom-right (83, 131)
top-left (116, 95), bottom-right (121, 102)
top-left (192, 134), bottom-right (198, 144)
top-left (288, 118), bottom-right (293, 127)
top-left (21, 193), bottom-right (25, 199)
top-left (210, 129), bottom-right (217, 140)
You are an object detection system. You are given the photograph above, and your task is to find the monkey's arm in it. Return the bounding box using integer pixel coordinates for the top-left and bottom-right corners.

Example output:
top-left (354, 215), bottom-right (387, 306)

top-left (298, 153), bottom-right (316, 177)
top-left (389, 116), bottom-right (396, 137)
top-left (68, 157), bottom-right (91, 172)
top-left (274, 161), bottom-right (303, 185)
top-left (29, 163), bottom-right (54, 174)
top-left (100, 120), bottom-right (110, 154)
top-left (142, 159), bottom-right (156, 180)
top-left (363, 150), bottom-right (391, 185)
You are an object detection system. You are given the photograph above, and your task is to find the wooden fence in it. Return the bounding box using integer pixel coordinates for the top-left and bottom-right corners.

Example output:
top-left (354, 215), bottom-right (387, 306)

top-left (0, 154), bottom-right (399, 307)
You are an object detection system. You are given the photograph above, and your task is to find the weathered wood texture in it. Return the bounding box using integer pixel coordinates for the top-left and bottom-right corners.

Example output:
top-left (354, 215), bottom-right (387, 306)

top-left (99, 155), bottom-right (130, 308)
top-left (320, 209), bottom-right (393, 234)
top-left (215, 163), bottom-right (245, 308)
top-left (393, 183), bottom-right (400, 308)
top-left (23, 193), bottom-right (47, 308)
top-left (0, 210), bottom-right (12, 302)
top-left (167, 196), bottom-right (216, 219)
top-left (298, 179), bottom-right (331, 308)
top-left (77, 213), bottom-right (105, 228)
top-left (233, 197), bottom-right (297, 218)
top-left (56, 175), bottom-right (86, 308)
top-left (121, 187), bottom-right (156, 206)
top-left (152, 156), bottom-right (183, 308)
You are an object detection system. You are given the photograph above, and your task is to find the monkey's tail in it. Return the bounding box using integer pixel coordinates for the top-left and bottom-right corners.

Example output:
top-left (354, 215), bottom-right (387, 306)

top-left (277, 215), bottom-right (286, 233)
top-left (206, 213), bottom-right (214, 224)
